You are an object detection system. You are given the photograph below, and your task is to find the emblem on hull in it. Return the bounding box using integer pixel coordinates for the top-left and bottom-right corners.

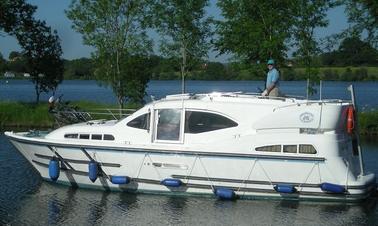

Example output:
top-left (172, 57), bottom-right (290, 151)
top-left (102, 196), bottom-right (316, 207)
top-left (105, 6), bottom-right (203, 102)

top-left (300, 112), bottom-right (314, 123)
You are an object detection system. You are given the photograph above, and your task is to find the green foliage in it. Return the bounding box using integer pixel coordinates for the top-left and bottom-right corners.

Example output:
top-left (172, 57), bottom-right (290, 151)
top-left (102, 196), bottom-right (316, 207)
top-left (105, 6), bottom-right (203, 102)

top-left (291, 0), bottom-right (334, 96)
top-left (0, 101), bottom-right (139, 128)
top-left (359, 110), bottom-right (378, 135)
top-left (16, 20), bottom-right (64, 103)
top-left (67, 0), bottom-right (153, 107)
top-left (7, 53), bottom-right (27, 73)
top-left (216, 0), bottom-right (294, 64)
top-left (63, 58), bottom-right (94, 79)
top-left (0, 52), bottom-right (6, 74)
top-left (153, 0), bottom-right (212, 92)
top-left (321, 37), bottom-right (378, 66)
top-left (0, 0), bottom-right (36, 35)
top-left (1, 0), bottom-right (64, 103)
top-left (345, 0), bottom-right (377, 48)
top-left (0, 102), bottom-right (53, 128)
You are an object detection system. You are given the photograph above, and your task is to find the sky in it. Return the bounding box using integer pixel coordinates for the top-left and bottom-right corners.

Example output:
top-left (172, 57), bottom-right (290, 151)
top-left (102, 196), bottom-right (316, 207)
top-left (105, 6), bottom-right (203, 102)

top-left (0, 0), bottom-right (349, 62)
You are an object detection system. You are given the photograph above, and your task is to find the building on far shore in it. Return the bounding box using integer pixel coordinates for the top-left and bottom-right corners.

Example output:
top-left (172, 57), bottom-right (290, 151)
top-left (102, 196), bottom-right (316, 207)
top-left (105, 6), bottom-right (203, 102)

top-left (4, 71), bottom-right (15, 78)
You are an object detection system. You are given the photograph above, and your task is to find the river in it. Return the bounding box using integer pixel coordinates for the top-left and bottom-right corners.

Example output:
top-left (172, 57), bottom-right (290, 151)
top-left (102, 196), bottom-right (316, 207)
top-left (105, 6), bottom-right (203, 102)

top-left (1, 80), bottom-right (378, 225)
top-left (1, 80), bottom-right (378, 111)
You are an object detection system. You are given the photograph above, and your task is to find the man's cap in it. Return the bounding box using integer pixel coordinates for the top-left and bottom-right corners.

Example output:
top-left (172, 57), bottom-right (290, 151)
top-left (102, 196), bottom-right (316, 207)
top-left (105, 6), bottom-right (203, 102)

top-left (267, 59), bottom-right (275, 65)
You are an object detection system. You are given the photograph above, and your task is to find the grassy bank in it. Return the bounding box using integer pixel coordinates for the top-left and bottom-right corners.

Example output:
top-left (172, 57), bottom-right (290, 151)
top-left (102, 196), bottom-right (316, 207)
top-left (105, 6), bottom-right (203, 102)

top-left (0, 101), bottom-right (139, 129)
top-left (359, 111), bottom-right (378, 136)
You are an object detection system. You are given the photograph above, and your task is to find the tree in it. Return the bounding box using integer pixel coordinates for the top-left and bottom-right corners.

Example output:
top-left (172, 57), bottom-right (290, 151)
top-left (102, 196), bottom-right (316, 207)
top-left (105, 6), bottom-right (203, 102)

top-left (1, 0), bottom-right (64, 102)
top-left (153, 0), bottom-right (212, 93)
top-left (291, 0), bottom-right (334, 96)
top-left (64, 58), bottom-right (94, 79)
top-left (321, 37), bottom-right (378, 66)
top-left (215, 0), bottom-right (294, 65)
top-left (344, 0), bottom-right (378, 48)
top-left (67, 0), bottom-right (153, 108)
top-left (0, 0), bottom-right (35, 35)
top-left (0, 52), bottom-right (7, 73)
top-left (16, 20), bottom-right (64, 103)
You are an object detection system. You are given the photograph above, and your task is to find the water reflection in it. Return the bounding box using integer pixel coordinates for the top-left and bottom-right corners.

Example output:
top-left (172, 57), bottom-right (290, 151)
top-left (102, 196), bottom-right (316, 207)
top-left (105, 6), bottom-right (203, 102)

top-left (87, 191), bottom-right (110, 225)
top-left (6, 183), bottom-right (378, 225)
top-left (161, 196), bottom-right (188, 225)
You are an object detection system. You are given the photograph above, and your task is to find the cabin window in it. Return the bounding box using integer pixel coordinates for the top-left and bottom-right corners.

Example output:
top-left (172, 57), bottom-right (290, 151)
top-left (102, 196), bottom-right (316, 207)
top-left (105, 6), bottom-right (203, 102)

top-left (64, 134), bottom-right (78, 139)
top-left (283, 145), bottom-right (297, 153)
top-left (185, 111), bottom-right (238, 134)
top-left (255, 145), bottom-right (281, 152)
top-left (104, 134), bottom-right (115, 140)
top-left (299, 145), bottom-right (317, 154)
top-left (91, 134), bottom-right (102, 140)
top-left (156, 109), bottom-right (182, 141)
top-left (127, 113), bottom-right (150, 130)
top-left (79, 134), bottom-right (90, 139)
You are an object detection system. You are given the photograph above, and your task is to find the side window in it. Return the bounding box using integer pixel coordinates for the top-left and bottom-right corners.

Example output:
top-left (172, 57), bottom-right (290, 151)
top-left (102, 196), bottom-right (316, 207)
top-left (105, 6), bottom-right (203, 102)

top-left (104, 134), bottom-right (115, 140)
top-left (79, 134), bottom-right (90, 139)
top-left (127, 113), bottom-right (150, 130)
top-left (91, 134), bottom-right (102, 140)
top-left (255, 145), bottom-right (281, 152)
top-left (156, 109), bottom-right (182, 141)
top-left (299, 145), bottom-right (317, 154)
top-left (185, 111), bottom-right (238, 134)
top-left (64, 134), bottom-right (78, 139)
top-left (283, 145), bottom-right (297, 153)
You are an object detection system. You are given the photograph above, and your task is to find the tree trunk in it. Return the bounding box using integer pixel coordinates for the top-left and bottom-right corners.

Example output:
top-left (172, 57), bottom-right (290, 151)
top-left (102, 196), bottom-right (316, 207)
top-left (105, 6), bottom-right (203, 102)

top-left (118, 96), bottom-right (124, 119)
top-left (35, 83), bottom-right (40, 104)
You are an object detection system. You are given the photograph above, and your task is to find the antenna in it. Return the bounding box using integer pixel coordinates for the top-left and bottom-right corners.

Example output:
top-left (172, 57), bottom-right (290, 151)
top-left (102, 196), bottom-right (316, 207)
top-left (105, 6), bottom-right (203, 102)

top-left (319, 80), bottom-right (322, 100)
top-left (306, 78), bottom-right (309, 100)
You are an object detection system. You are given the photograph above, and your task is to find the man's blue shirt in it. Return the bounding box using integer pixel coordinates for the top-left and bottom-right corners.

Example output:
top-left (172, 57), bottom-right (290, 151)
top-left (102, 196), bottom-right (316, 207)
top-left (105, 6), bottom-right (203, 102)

top-left (266, 68), bottom-right (279, 88)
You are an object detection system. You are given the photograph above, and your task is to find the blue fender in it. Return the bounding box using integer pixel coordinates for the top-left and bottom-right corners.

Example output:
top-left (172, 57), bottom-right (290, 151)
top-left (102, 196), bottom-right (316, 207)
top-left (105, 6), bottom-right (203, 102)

top-left (48, 158), bottom-right (60, 181)
top-left (214, 188), bottom-right (236, 200)
top-left (320, 182), bottom-right (345, 194)
top-left (88, 161), bottom-right (98, 182)
top-left (161, 178), bottom-right (182, 187)
top-left (274, 184), bottom-right (297, 193)
top-left (111, 176), bottom-right (131, 184)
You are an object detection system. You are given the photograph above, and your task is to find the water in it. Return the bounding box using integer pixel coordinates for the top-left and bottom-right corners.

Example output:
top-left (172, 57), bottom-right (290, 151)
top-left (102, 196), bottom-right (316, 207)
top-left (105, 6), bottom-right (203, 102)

top-left (1, 80), bottom-right (378, 225)
top-left (0, 134), bottom-right (378, 225)
top-left (1, 80), bottom-right (378, 111)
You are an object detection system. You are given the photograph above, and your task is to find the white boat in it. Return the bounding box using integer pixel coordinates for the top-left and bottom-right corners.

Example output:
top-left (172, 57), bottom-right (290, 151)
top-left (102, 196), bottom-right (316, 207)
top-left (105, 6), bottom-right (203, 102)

top-left (5, 89), bottom-right (376, 201)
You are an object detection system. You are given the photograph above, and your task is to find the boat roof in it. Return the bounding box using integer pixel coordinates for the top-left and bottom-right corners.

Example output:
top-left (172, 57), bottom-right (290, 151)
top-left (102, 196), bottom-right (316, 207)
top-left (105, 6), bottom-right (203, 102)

top-left (152, 92), bottom-right (350, 107)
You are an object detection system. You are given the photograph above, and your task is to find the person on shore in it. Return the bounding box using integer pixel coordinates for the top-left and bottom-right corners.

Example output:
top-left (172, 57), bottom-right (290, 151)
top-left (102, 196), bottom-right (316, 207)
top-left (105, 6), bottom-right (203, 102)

top-left (261, 59), bottom-right (280, 97)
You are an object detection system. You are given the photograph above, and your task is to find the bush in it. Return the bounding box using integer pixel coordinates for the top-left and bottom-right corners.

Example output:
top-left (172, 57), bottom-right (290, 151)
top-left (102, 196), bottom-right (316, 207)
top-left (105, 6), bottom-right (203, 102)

top-left (322, 69), bottom-right (339, 81)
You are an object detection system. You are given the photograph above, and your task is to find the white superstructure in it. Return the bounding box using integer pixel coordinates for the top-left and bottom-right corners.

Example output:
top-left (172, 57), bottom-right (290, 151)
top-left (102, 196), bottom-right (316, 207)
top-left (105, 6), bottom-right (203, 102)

top-left (5, 92), bottom-right (376, 201)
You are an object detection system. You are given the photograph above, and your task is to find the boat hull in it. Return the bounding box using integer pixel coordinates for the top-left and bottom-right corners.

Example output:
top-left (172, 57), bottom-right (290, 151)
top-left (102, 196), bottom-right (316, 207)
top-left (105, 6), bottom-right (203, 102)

top-left (7, 134), bottom-right (376, 202)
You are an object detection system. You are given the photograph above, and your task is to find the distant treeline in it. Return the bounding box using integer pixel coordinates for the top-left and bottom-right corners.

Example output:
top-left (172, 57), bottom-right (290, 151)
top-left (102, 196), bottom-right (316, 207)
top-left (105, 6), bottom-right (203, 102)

top-left (2, 36), bottom-right (378, 81)
top-left (3, 56), bottom-right (378, 81)
top-left (62, 56), bottom-right (377, 81)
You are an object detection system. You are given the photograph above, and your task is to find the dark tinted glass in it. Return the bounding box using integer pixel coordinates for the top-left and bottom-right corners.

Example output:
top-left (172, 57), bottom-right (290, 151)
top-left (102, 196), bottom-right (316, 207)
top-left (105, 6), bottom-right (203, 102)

top-left (64, 134), bottom-right (78, 139)
top-left (299, 145), bottom-right (317, 154)
top-left (79, 134), bottom-right (90, 139)
top-left (127, 113), bottom-right (150, 130)
top-left (104, 134), bottom-right (115, 140)
top-left (255, 145), bottom-right (281, 152)
top-left (185, 111), bottom-right (238, 134)
top-left (156, 109), bottom-right (181, 140)
top-left (91, 134), bottom-right (102, 140)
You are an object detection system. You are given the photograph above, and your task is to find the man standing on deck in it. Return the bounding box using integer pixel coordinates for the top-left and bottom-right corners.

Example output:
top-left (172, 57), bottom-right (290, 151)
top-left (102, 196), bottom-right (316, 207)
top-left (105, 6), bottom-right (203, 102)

top-left (261, 59), bottom-right (280, 97)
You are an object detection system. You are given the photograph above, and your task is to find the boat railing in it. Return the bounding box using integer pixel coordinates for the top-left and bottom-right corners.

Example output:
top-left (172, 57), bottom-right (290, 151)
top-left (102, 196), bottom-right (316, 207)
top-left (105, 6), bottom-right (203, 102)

top-left (192, 92), bottom-right (304, 103)
top-left (273, 99), bottom-right (351, 111)
top-left (51, 107), bottom-right (136, 127)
